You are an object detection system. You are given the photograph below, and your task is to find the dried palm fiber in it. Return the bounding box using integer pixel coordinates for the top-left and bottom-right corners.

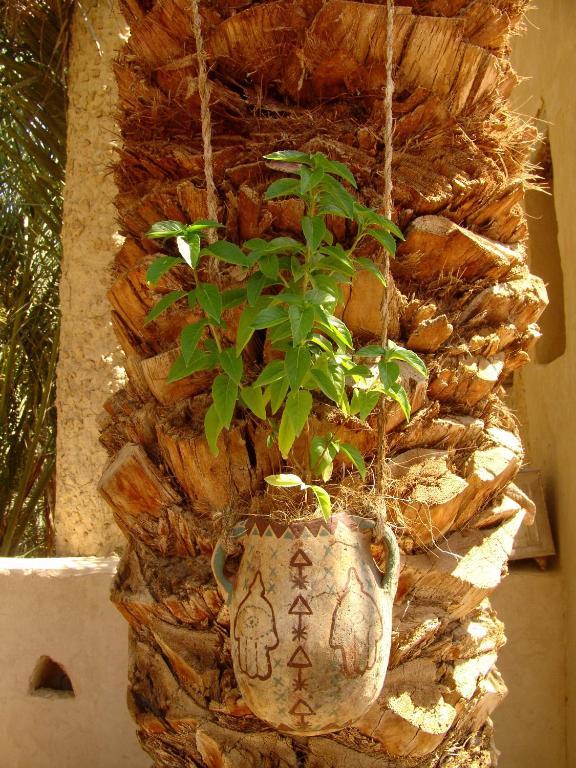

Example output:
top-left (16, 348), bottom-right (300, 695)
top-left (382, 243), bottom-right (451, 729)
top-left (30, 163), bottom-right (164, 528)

top-left (99, 0), bottom-right (547, 765)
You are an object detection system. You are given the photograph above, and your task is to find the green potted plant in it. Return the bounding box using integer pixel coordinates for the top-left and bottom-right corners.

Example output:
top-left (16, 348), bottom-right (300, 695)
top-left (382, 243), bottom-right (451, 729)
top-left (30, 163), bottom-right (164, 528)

top-left (144, 150), bottom-right (425, 735)
top-left (145, 150), bottom-right (425, 512)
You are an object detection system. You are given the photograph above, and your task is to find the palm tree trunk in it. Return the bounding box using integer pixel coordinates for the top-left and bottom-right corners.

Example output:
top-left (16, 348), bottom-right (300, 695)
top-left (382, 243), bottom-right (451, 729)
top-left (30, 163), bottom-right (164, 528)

top-left (99, 1), bottom-right (546, 765)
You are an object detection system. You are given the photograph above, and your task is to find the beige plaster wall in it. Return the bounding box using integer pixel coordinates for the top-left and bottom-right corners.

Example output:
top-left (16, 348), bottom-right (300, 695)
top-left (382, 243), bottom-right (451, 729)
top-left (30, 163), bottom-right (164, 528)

top-left (56, 0), bottom-right (128, 556)
top-left (0, 558), bottom-right (564, 768)
top-left (509, 3), bottom-right (576, 764)
top-left (492, 567), bottom-right (567, 768)
top-left (0, 558), bottom-right (148, 768)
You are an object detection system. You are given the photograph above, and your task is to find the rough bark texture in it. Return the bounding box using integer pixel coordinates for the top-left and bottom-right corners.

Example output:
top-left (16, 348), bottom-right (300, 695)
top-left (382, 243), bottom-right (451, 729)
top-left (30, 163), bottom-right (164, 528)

top-left (56, 1), bottom-right (128, 555)
top-left (99, 1), bottom-right (546, 765)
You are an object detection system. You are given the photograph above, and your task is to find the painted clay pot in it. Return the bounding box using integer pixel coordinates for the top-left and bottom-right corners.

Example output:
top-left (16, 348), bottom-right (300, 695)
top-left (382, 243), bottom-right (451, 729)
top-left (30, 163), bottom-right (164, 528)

top-left (212, 512), bottom-right (400, 735)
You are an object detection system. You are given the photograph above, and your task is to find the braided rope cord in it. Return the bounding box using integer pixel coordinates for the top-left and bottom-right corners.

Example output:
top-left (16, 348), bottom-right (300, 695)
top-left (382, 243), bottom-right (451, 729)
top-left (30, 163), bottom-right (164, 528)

top-left (376, 0), bottom-right (395, 495)
top-left (190, 0), bottom-right (219, 280)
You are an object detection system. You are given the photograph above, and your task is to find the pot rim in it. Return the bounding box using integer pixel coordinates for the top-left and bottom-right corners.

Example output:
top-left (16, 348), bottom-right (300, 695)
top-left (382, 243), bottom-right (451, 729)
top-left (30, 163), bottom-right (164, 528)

top-left (231, 511), bottom-right (376, 540)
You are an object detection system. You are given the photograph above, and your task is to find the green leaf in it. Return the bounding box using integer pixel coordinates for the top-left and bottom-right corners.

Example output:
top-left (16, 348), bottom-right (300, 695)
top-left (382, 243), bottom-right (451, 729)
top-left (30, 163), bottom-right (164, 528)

top-left (246, 273), bottom-right (272, 306)
top-left (378, 360), bottom-right (400, 389)
top-left (355, 256), bottom-right (387, 286)
top-left (302, 215), bottom-right (326, 250)
top-left (310, 368), bottom-right (340, 403)
top-left (317, 175), bottom-right (355, 218)
top-left (300, 166), bottom-right (324, 194)
top-left (180, 319), bottom-right (207, 364)
top-left (354, 207), bottom-right (404, 240)
top-left (264, 150), bottom-right (313, 165)
top-left (220, 347), bottom-right (244, 385)
top-left (259, 252), bottom-right (280, 279)
top-left (278, 389), bottom-right (313, 457)
top-left (185, 219), bottom-right (223, 232)
top-left (268, 321), bottom-right (292, 347)
top-left (346, 364), bottom-right (373, 377)
top-left (385, 341), bottom-right (428, 379)
top-left (268, 376), bottom-right (290, 414)
top-left (146, 220), bottom-right (186, 239)
top-left (317, 246), bottom-right (355, 275)
top-left (384, 220), bottom-right (404, 240)
top-left (364, 213), bottom-right (404, 240)
top-left (285, 346), bottom-right (311, 390)
top-left (328, 362), bottom-right (346, 401)
top-left (212, 374), bottom-right (238, 429)
top-left (309, 333), bottom-right (334, 354)
top-left (204, 240), bottom-right (252, 267)
top-left (144, 290), bottom-right (187, 325)
top-left (204, 404), bottom-right (223, 456)
top-left (146, 256), bottom-right (181, 286)
top-left (310, 435), bottom-right (340, 482)
top-left (264, 473), bottom-right (306, 488)
top-left (254, 360), bottom-right (286, 387)
top-left (288, 305), bottom-right (315, 346)
top-left (386, 381), bottom-right (411, 422)
top-left (313, 154), bottom-right (357, 188)
top-left (196, 283), bottom-right (222, 322)
top-left (309, 485), bottom-right (332, 520)
top-left (167, 350), bottom-right (216, 383)
top-left (338, 443), bottom-right (367, 480)
top-left (366, 228), bottom-right (397, 255)
top-left (176, 236), bottom-right (191, 266)
top-left (288, 254), bottom-right (305, 281)
top-left (265, 178), bottom-right (301, 200)
top-left (177, 234), bottom-right (201, 267)
top-left (240, 385), bottom-right (267, 419)
top-left (311, 274), bottom-right (342, 302)
top-left (246, 236), bottom-right (303, 254)
top-left (350, 389), bottom-right (381, 420)
top-left (236, 307), bottom-right (257, 355)
top-left (251, 306), bottom-right (287, 330)
top-left (222, 287), bottom-right (247, 309)
top-left (356, 345), bottom-right (386, 357)
top-left (315, 310), bottom-right (353, 350)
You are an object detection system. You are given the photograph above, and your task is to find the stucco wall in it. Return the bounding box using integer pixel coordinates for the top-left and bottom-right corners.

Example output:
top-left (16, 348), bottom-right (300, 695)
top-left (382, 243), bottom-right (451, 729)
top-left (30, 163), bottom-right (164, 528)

top-left (0, 558), bottom-right (563, 768)
top-left (55, 0), bottom-right (128, 556)
top-left (492, 567), bottom-right (566, 768)
top-left (509, 3), bottom-right (576, 763)
top-left (0, 558), bottom-right (148, 768)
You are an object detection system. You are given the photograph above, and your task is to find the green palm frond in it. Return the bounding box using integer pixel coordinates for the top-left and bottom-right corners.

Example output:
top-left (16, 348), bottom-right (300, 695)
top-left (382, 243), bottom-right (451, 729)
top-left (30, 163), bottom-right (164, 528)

top-left (0, 0), bottom-right (73, 555)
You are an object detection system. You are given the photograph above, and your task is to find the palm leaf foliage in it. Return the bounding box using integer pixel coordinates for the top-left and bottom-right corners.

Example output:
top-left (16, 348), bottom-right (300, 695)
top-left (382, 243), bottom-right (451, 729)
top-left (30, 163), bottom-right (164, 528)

top-left (0, 0), bottom-right (73, 554)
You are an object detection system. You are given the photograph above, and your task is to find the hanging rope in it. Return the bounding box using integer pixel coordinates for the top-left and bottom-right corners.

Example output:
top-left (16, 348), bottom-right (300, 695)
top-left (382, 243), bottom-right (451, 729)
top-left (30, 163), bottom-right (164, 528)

top-left (190, 0), bottom-right (219, 257)
top-left (376, 0), bottom-right (395, 497)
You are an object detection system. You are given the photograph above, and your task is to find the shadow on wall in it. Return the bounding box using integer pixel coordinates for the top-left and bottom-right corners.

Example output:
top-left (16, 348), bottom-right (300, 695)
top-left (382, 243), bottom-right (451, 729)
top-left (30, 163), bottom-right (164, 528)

top-left (526, 109), bottom-right (566, 365)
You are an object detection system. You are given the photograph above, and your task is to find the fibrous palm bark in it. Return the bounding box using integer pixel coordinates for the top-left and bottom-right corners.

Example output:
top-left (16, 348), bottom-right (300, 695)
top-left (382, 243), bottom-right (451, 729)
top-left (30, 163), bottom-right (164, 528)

top-left (99, 1), bottom-right (546, 765)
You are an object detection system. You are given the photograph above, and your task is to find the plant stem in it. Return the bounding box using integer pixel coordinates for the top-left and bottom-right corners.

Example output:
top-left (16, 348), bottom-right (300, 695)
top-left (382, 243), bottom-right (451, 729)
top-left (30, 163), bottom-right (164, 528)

top-left (304, 422), bottom-right (312, 484)
top-left (208, 324), bottom-right (222, 352)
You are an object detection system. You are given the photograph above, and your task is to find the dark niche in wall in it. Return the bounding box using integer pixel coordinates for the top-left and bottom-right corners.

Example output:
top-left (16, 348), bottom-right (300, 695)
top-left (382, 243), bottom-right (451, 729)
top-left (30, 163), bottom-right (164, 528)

top-left (29, 655), bottom-right (75, 699)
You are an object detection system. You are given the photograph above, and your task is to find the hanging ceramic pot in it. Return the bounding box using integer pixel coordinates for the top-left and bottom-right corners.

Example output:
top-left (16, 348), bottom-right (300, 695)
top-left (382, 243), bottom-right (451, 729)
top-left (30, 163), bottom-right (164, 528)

top-left (212, 512), bottom-right (400, 736)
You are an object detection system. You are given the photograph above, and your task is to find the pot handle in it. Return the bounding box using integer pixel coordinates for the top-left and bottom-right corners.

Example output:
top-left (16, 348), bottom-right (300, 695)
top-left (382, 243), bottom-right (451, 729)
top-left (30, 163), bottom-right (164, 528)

top-left (210, 520), bottom-right (247, 605)
top-left (211, 541), bottom-right (234, 604)
top-left (352, 516), bottom-right (400, 594)
top-left (377, 523), bottom-right (401, 595)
